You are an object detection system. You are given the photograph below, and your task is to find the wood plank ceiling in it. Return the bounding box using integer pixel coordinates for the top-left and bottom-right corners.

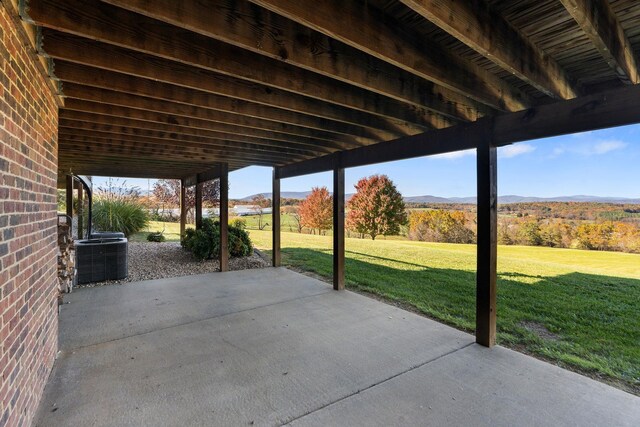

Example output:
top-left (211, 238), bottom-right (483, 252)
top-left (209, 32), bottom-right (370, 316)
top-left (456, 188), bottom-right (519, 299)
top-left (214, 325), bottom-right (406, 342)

top-left (20, 0), bottom-right (640, 180)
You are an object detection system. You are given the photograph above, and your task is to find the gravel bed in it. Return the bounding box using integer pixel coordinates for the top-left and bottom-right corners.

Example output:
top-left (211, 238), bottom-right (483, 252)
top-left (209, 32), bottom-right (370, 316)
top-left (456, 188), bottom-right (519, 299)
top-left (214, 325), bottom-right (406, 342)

top-left (77, 242), bottom-right (270, 288)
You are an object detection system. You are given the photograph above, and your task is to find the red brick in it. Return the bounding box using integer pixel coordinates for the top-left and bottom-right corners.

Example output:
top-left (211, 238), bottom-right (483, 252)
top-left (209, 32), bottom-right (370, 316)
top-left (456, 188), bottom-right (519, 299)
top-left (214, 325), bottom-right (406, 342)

top-left (0, 5), bottom-right (59, 427)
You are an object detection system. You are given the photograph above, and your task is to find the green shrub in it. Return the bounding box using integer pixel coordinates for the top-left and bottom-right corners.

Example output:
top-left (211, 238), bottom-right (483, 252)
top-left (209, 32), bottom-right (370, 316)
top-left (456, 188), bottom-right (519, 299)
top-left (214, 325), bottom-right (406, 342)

top-left (181, 228), bottom-right (197, 249)
top-left (230, 218), bottom-right (246, 230)
top-left (182, 218), bottom-right (253, 261)
top-left (146, 231), bottom-right (166, 242)
top-left (92, 199), bottom-right (149, 237)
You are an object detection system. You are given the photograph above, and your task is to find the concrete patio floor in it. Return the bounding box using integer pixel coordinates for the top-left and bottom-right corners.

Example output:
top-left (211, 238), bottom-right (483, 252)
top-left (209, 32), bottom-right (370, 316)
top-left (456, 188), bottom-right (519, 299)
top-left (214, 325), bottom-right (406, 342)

top-left (35, 267), bottom-right (639, 426)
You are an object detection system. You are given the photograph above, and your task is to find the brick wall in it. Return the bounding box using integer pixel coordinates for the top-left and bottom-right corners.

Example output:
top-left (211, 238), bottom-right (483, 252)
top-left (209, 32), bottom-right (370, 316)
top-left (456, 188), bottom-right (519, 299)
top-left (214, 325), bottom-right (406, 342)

top-left (0, 4), bottom-right (60, 426)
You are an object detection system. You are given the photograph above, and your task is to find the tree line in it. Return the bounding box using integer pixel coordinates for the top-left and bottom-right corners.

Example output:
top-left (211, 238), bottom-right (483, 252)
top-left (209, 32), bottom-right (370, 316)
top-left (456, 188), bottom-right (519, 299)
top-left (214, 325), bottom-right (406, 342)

top-left (146, 178), bottom-right (640, 254)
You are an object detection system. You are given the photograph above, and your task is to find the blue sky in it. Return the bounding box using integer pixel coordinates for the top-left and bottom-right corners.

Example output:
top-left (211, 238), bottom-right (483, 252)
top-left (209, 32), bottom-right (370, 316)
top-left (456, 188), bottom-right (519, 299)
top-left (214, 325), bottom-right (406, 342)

top-left (92, 124), bottom-right (640, 199)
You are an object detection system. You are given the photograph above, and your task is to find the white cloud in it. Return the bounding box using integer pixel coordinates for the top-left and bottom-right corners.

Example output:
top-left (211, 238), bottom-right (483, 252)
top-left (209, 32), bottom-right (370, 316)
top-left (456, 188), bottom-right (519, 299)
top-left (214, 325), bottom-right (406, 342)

top-left (499, 143), bottom-right (535, 158)
top-left (592, 140), bottom-right (627, 154)
top-left (550, 135), bottom-right (628, 158)
top-left (430, 149), bottom-right (475, 160)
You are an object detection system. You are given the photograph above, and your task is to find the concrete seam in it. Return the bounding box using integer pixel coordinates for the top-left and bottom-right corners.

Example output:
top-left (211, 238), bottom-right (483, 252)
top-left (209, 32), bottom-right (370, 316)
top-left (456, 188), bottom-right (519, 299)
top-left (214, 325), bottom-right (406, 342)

top-left (282, 342), bottom-right (476, 425)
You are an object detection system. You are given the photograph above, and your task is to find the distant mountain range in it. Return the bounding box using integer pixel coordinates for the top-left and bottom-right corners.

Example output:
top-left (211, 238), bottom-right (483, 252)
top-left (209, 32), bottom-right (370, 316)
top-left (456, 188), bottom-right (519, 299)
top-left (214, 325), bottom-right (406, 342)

top-left (238, 192), bottom-right (640, 204)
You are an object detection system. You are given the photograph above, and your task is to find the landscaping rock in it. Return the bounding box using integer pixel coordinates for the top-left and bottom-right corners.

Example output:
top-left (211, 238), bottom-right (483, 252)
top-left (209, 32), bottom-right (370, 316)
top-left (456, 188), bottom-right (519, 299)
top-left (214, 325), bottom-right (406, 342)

top-left (78, 242), bottom-right (270, 287)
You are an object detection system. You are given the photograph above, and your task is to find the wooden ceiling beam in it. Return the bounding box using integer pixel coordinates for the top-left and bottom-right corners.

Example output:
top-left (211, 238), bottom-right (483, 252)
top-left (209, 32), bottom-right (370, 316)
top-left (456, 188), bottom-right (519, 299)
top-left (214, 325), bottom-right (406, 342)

top-left (60, 141), bottom-right (234, 163)
top-left (59, 143), bottom-right (280, 168)
top-left (58, 156), bottom-right (236, 179)
top-left (59, 155), bottom-right (243, 171)
top-left (58, 127), bottom-right (309, 162)
top-left (248, 0), bottom-right (531, 111)
top-left (30, 4), bottom-right (436, 134)
top-left (102, 0), bottom-right (486, 122)
top-left (399, 0), bottom-right (579, 99)
top-left (41, 34), bottom-right (413, 141)
top-left (59, 109), bottom-right (335, 155)
top-left (63, 95), bottom-right (353, 150)
top-left (55, 61), bottom-right (390, 143)
top-left (59, 141), bottom-right (288, 167)
top-left (559, 0), bottom-right (639, 84)
top-left (278, 84), bottom-right (640, 179)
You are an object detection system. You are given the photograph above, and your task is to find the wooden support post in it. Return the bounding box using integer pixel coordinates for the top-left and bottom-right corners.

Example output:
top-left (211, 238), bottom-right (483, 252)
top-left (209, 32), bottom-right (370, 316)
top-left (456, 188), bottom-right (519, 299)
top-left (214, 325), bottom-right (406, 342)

top-left (476, 135), bottom-right (498, 347)
top-left (272, 167), bottom-right (281, 267)
top-left (219, 163), bottom-right (229, 272)
top-left (65, 174), bottom-right (73, 221)
top-left (195, 181), bottom-right (203, 229)
top-left (333, 159), bottom-right (345, 290)
top-left (76, 180), bottom-right (84, 239)
top-left (180, 178), bottom-right (186, 242)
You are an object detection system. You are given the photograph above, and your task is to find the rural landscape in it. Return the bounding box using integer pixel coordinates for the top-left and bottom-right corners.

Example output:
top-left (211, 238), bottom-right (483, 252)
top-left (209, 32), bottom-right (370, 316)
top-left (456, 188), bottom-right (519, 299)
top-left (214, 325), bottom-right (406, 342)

top-left (67, 175), bottom-right (640, 395)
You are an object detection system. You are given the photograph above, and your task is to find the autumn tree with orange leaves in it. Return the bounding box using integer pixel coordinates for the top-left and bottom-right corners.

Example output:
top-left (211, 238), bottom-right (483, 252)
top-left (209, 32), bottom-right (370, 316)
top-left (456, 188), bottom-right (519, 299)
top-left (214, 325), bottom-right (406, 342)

top-left (298, 187), bottom-right (333, 235)
top-left (347, 175), bottom-right (407, 240)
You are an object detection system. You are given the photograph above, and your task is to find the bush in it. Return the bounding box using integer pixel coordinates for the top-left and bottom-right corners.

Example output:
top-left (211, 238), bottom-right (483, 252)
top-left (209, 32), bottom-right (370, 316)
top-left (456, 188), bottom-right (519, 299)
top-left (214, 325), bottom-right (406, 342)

top-left (146, 231), bottom-right (166, 242)
top-left (182, 218), bottom-right (253, 261)
top-left (92, 199), bottom-right (149, 237)
top-left (230, 218), bottom-right (246, 230)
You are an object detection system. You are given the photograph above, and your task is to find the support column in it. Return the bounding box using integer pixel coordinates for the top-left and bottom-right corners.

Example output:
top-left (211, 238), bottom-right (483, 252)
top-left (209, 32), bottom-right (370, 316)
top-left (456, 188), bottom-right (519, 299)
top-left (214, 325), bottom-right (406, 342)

top-left (195, 181), bottom-right (203, 229)
top-left (76, 180), bottom-right (84, 239)
top-left (476, 137), bottom-right (498, 347)
top-left (65, 174), bottom-right (73, 221)
top-left (333, 159), bottom-right (345, 290)
top-left (180, 179), bottom-right (187, 241)
top-left (219, 164), bottom-right (229, 272)
top-left (272, 168), bottom-right (281, 267)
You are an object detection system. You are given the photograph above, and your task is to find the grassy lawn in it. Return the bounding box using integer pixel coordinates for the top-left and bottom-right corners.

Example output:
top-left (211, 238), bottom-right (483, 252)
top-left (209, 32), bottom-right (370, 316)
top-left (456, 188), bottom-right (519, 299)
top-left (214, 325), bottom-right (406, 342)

top-left (247, 229), bottom-right (640, 393)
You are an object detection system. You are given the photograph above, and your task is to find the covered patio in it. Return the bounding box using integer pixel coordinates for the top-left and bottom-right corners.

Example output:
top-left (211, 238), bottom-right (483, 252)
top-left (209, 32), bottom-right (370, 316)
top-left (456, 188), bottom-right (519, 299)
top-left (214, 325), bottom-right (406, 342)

top-left (3, 0), bottom-right (640, 425)
top-left (35, 269), bottom-right (638, 426)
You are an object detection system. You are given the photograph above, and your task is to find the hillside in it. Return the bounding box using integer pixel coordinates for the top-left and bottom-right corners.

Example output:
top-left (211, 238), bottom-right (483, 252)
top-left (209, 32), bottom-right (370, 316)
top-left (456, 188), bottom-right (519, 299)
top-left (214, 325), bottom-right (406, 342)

top-left (238, 192), bottom-right (640, 204)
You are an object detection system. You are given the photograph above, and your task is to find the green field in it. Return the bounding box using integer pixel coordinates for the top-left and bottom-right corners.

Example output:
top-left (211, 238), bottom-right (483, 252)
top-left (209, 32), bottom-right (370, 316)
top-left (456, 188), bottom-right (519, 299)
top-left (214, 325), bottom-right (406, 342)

top-left (132, 221), bottom-right (640, 393)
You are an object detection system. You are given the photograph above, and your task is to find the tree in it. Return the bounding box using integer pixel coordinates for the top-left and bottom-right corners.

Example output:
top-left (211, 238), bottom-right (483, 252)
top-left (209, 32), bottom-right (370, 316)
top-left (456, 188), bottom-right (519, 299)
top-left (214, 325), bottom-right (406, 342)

top-left (298, 187), bottom-right (332, 234)
top-left (408, 209), bottom-right (475, 243)
top-left (152, 179), bottom-right (220, 222)
top-left (347, 175), bottom-right (407, 240)
top-left (283, 206), bottom-right (303, 233)
top-left (250, 194), bottom-right (270, 230)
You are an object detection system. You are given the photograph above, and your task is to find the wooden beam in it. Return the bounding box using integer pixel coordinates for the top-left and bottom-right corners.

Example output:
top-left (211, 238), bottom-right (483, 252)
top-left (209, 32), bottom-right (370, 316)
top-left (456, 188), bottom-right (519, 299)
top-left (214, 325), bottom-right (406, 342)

top-left (180, 179), bottom-right (186, 243)
top-left (197, 166), bottom-right (222, 185)
top-left (58, 139), bottom-right (248, 165)
top-left (476, 133), bottom-right (497, 347)
top-left (76, 180), bottom-right (84, 239)
top-left (60, 97), bottom-right (360, 150)
top-left (58, 124), bottom-right (309, 162)
top-left (278, 84), bottom-right (640, 178)
top-left (32, 6), bottom-right (433, 134)
top-left (560, 0), bottom-right (639, 84)
top-left (58, 156), bottom-right (217, 179)
top-left (248, 0), bottom-right (531, 111)
top-left (65, 174), bottom-right (73, 220)
top-left (103, 0), bottom-right (486, 123)
top-left (41, 32), bottom-right (411, 140)
top-left (400, 0), bottom-right (578, 99)
top-left (58, 133), bottom-right (294, 166)
top-left (272, 168), bottom-right (281, 267)
top-left (58, 113), bottom-right (328, 156)
top-left (333, 158), bottom-right (345, 291)
top-left (219, 163), bottom-right (229, 272)
top-left (195, 182), bottom-right (203, 230)
top-left (56, 59), bottom-right (403, 145)
top-left (55, 61), bottom-right (391, 143)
